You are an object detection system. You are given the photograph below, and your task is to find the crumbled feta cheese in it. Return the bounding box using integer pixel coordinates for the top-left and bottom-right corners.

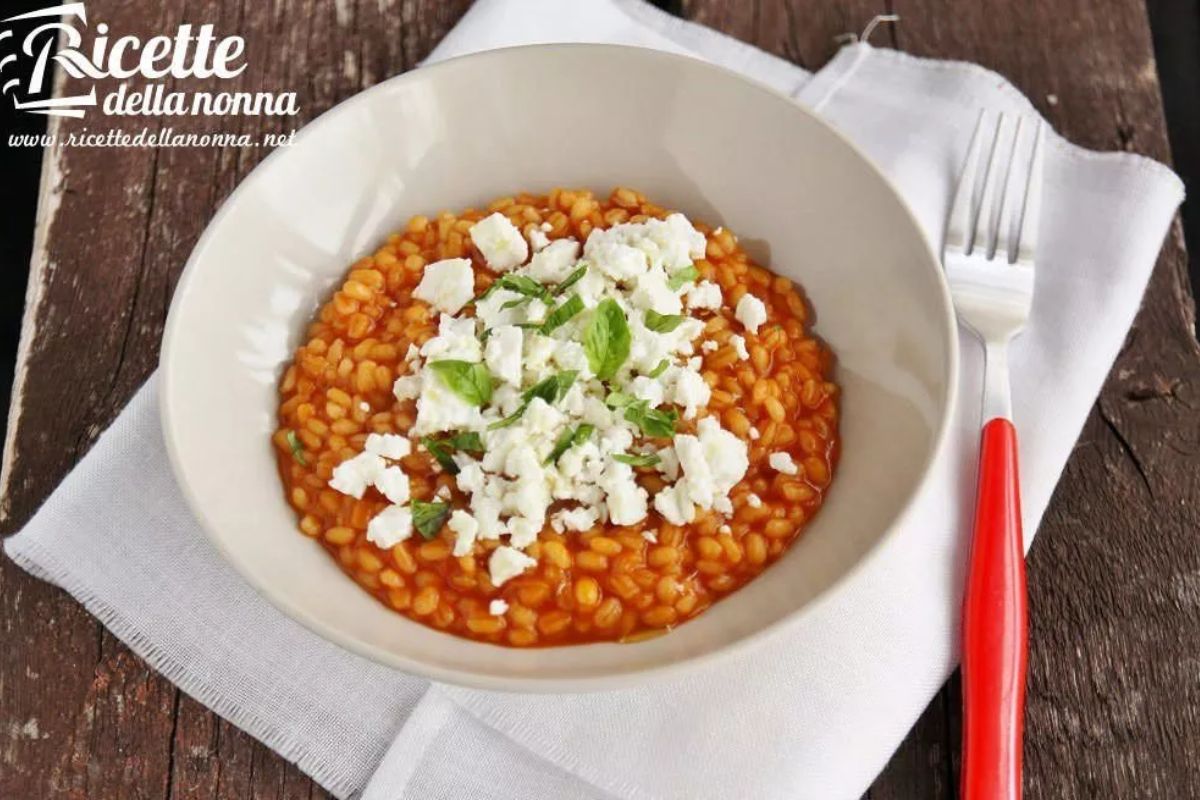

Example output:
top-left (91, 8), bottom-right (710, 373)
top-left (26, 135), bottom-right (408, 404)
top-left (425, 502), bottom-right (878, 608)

top-left (642, 529), bottom-right (658, 543)
top-left (489, 599), bottom-right (509, 616)
top-left (328, 451), bottom-right (385, 498)
top-left (630, 266), bottom-right (684, 315)
top-left (525, 238), bottom-right (580, 283)
top-left (456, 460), bottom-right (486, 495)
top-left (489, 545), bottom-right (537, 586)
top-left (528, 222), bottom-right (552, 252)
top-left (393, 374), bottom-right (422, 401)
top-left (470, 212), bottom-right (529, 272)
top-left (701, 340), bottom-right (718, 353)
top-left (552, 506), bottom-right (599, 533)
top-left (600, 460), bottom-right (648, 526)
top-left (686, 281), bottom-right (722, 311)
top-left (359, 401), bottom-right (371, 413)
top-left (412, 257), bottom-right (474, 314)
top-left (768, 451), bottom-right (799, 475)
top-left (364, 433), bottom-right (411, 460)
top-left (507, 516), bottom-right (541, 549)
top-left (719, 524), bottom-right (732, 535)
top-left (412, 369), bottom-right (485, 436)
top-left (653, 482), bottom-right (695, 526)
top-left (472, 496), bottom-right (507, 540)
top-left (366, 505), bottom-right (412, 548)
top-left (670, 366), bottom-right (711, 419)
top-left (747, 493), bottom-right (763, 508)
top-left (749, 426), bottom-right (761, 440)
top-left (448, 509), bottom-right (479, 557)
top-left (550, 340), bottom-right (592, 378)
top-left (656, 446), bottom-right (680, 481)
top-left (629, 375), bottom-right (665, 407)
top-left (735, 293), bottom-right (768, 334)
top-left (374, 466), bottom-right (410, 504)
top-left (730, 334), bottom-right (750, 360)
top-left (485, 325), bottom-right (524, 386)
top-left (420, 314), bottom-right (482, 362)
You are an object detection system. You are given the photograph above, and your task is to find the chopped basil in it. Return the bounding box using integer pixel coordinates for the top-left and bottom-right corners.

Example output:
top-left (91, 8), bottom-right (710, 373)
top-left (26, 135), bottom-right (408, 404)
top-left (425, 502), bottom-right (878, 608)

top-left (666, 265), bottom-right (699, 291)
top-left (644, 310), bottom-right (686, 333)
top-left (421, 432), bottom-right (484, 475)
top-left (647, 360), bottom-right (670, 378)
top-left (478, 327), bottom-right (493, 343)
top-left (605, 391), bottom-right (634, 409)
top-left (285, 430), bottom-right (307, 466)
top-left (428, 360), bottom-right (493, 406)
top-left (524, 370), bottom-right (578, 405)
top-left (554, 263), bottom-right (588, 295)
top-left (540, 294), bottom-right (584, 335)
top-left (544, 423), bottom-right (595, 465)
top-left (489, 371), bottom-right (578, 430)
top-left (583, 298), bottom-right (631, 381)
top-left (613, 452), bottom-right (661, 467)
top-left (411, 499), bottom-right (451, 540)
top-left (623, 400), bottom-right (678, 438)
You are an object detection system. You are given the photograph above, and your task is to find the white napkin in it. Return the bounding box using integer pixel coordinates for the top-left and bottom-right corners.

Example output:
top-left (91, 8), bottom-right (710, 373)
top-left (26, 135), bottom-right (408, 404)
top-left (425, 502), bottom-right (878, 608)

top-left (5, 1), bottom-right (1183, 798)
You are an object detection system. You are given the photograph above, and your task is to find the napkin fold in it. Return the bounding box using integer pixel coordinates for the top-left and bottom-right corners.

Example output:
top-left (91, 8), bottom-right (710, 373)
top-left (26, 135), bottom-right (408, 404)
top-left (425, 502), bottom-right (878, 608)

top-left (4, 1), bottom-right (1184, 798)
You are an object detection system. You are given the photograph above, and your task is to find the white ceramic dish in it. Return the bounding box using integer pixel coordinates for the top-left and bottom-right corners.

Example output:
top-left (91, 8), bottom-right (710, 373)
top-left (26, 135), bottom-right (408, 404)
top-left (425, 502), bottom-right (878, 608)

top-left (161, 44), bottom-right (958, 692)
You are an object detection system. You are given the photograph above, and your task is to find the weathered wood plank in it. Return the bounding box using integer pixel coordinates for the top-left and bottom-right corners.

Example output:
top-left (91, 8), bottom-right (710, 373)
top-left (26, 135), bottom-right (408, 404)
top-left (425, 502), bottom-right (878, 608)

top-left (1, 0), bottom-right (1196, 798)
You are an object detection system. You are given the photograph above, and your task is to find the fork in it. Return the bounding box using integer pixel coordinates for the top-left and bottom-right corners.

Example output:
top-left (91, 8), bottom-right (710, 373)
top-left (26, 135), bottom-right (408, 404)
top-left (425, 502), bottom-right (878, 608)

top-left (945, 110), bottom-right (1044, 800)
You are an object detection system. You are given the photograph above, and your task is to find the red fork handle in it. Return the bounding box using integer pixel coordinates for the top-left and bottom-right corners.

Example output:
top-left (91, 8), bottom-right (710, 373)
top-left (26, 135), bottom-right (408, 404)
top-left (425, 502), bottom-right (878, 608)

top-left (961, 418), bottom-right (1027, 800)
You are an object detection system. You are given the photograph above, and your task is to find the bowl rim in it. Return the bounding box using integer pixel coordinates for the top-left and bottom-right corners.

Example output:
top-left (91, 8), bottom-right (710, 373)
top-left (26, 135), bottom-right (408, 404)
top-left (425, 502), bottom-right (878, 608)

top-left (160, 42), bottom-right (960, 693)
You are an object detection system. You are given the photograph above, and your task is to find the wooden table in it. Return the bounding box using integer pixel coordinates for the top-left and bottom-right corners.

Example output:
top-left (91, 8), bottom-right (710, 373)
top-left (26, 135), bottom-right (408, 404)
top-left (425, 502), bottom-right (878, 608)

top-left (2, 1), bottom-right (1197, 797)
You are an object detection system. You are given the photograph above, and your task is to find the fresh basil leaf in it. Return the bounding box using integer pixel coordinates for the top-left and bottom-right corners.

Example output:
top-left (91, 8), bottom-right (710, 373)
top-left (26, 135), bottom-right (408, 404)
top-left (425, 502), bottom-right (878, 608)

top-left (500, 296), bottom-right (531, 311)
top-left (644, 310), bottom-right (687, 333)
top-left (445, 431), bottom-right (484, 452)
top-left (498, 274), bottom-right (549, 298)
top-left (411, 500), bottom-right (451, 540)
top-left (421, 431), bottom-right (485, 475)
top-left (285, 430), bottom-right (307, 466)
top-left (584, 299), bottom-right (631, 381)
top-left (605, 391), bottom-right (634, 409)
top-left (540, 294), bottom-right (584, 335)
top-left (544, 423), bottom-right (598, 465)
top-left (613, 452), bottom-right (661, 467)
top-left (623, 400), bottom-right (678, 438)
top-left (554, 264), bottom-right (588, 295)
top-left (488, 410), bottom-right (523, 430)
top-left (523, 371), bottom-right (578, 405)
top-left (429, 360), bottom-right (493, 406)
top-left (647, 360), bottom-right (670, 378)
top-left (421, 437), bottom-right (459, 474)
top-left (478, 327), bottom-right (494, 343)
top-left (666, 266), bottom-right (699, 291)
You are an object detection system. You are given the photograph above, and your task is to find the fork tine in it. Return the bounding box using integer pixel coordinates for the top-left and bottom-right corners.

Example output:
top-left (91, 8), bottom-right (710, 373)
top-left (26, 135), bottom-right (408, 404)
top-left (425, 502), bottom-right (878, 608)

top-left (1014, 119), bottom-right (1045, 264)
top-left (946, 109), bottom-right (987, 254)
top-left (972, 112), bottom-right (1011, 257)
top-left (992, 116), bottom-right (1025, 263)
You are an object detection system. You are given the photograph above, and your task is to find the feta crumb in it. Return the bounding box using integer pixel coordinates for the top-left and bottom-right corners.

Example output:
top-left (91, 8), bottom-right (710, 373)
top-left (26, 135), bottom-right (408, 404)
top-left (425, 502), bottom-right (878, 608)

top-left (768, 451), bottom-right (799, 475)
top-left (448, 509), bottom-right (479, 557)
top-left (629, 375), bottom-right (665, 407)
top-left (366, 505), bottom-right (412, 548)
top-left (528, 222), bottom-right (552, 252)
top-left (525, 238), bottom-right (580, 283)
top-left (730, 334), bottom-right (750, 360)
top-left (686, 280), bottom-right (722, 311)
top-left (701, 340), bottom-right (719, 353)
top-left (735, 294), bottom-right (768, 334)
top-left (718, 524), bottom-right (732, 535)
top-left (412, 257), bottom-right (474, 314)
top-left (489, 545), bottom-right (537, 587)
top-left (642, 529), bottom-right (658, 543)
top-left (359, 401), bottom-right (371, 413)
top-left (485, 324), bottom-right (524, 386)
top-left (374, 466), bottom-right (410, 504)
top-left (749, 426), bottom-right (761, 440)
top-left (653, 482), bottom-right (695, 525)
top-left (393, 374), bottom-right (421, 401)
top-left (420, 314), bottom-right (481, 362)
top-left (671, 366), bottom-right (711, 419)
top-left (470, 212), bottom-right (529, 272)
top-left (601, 460), bottom-right (648, 526)
top-left (489, 599), bottom-right (509, 616)
top-left (552, 506), bottom-right (599, 533)
top-left (747, 493), bottom-right (763, 508)
top-left (364, 432), bottom-right (411, 460)
top-left (329, 451), bottom-right (385, 498)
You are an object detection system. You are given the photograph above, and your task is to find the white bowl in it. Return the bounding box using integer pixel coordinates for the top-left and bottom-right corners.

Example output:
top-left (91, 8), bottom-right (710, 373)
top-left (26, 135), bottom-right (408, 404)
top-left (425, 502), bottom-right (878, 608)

top-left (161, 44), bottom-right (957, 692)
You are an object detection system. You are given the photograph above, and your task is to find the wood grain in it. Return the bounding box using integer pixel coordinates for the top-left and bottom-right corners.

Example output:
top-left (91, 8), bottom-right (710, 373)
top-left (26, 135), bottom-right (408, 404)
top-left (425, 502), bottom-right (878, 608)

top-left (2, 1), bottom-right (1197, 798)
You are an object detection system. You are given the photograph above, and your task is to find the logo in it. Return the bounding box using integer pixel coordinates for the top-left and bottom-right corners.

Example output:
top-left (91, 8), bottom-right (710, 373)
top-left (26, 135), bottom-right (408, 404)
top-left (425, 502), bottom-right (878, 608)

top-left (0, 2), bottom-right (297, 120)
